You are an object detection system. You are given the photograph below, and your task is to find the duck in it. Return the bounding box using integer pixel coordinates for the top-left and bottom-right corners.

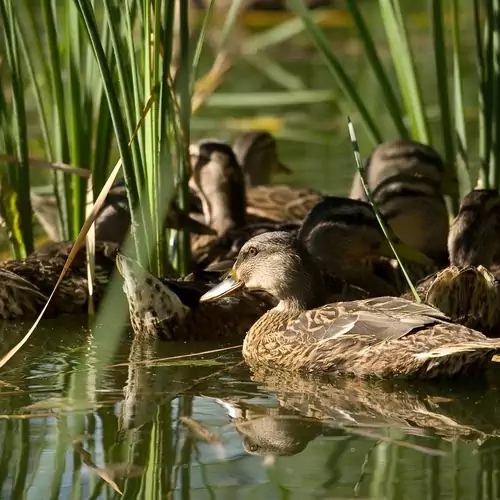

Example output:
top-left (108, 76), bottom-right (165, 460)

top-left (116, 253), bottom-right (276, 340)
top-left (116, 202), bottom-right (377, 340)
top-left (0, 179), bottom-right (215, 319)
top-left (0, 240), bottom-right (119, 319)
top-left (350, 139), bottom-right (450, 278)
top-left (297, 195), bottom-right (434, 296)
top-left (187, 139), bottom-right (298, 269)
top-left (232, 130), bottom-right (323, 223)
top-left (404, 189), bottom-right (500, 335)
top-left (199, 230), bottom-right (500, 379)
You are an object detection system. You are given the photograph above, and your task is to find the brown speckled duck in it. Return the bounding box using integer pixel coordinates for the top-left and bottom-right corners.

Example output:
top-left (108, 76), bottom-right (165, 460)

top-left (404, 189), bottom-right (500, 335)
top-left (233, 131), bottom-right (322, 223)
top-left (350, 139), bottom-right (450, 278)
top-left (188, 139), bottom-right (298, 269)
top-left (0, 241), bottom-right (118, 319)
top-left (200, 231), bottom-right (500, 379)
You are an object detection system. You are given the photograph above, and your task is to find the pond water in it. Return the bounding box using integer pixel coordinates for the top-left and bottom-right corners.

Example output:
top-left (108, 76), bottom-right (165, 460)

top-left (1, 2), bottom-right (495, 499)
top-left (3, 318), bottom-right (500, 499)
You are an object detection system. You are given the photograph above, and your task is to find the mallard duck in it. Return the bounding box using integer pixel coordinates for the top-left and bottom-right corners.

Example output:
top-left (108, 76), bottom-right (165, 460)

top-left (116, 194), bottom-right (436, 340)
top-left (116, 253), bottom-right (275, 340)
top-left (118, 197), bottom-right (407, 340)
top-left (0, 179), bottom-right (216, 320)
top-left (188, 139), bottom-right (297, 269)
top-left (200, 231), bottom-right (500, 379)
top-left (233, 130), bottom-right (323, 223)
top-left (0, 240), bottom-right (118, 319)
top-left (350, 139), bottom-right (449, 273)
top-left (297, 195), bottom-right (434, 296)
top-left (403, 189), bottom-right (500, 335)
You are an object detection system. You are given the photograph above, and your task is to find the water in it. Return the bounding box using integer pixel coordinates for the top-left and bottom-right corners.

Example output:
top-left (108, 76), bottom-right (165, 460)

top-left (0, 3), bottom-right (495, 499)
top-left (2, 317), bottom-right (500, 499)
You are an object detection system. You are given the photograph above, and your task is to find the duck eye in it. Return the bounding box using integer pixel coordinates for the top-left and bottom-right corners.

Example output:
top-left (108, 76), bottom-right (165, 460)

top-left (249, 444), bottom-right (259, 452)
top-left (247, 247), bottom-right (258, 257)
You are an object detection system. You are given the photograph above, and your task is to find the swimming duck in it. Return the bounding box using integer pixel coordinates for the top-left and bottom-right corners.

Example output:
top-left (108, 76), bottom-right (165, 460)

top-left (116, 194), bottom-right (435, 340)
top-left (405, 189), bottom-right (500, 335)
top-left (0, 180), bottom-right (215, 320)
top-left (200, 231), bottom-right (500, 379)
top-left (188, 139), bottom-right (297, 269)
top-left (116, 253), bottom-right (276, 340)
top-left (350, 139), bottom-right (449, 276)
top-left (233, 131), bottom-right (323, 223)
top-left (0, 240), bottom-right (118, 319)
top-left (297, 196), bottom-right (434, 296)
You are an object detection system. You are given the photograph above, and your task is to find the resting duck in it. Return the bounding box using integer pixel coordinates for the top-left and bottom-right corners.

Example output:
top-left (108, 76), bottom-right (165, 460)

top-left (200, 231), bottom-right (500, 379)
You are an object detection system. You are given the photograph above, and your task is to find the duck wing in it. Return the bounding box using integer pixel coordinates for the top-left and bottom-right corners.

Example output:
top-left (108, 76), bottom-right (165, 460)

top-left (282, 296), bottom-right (449, 345)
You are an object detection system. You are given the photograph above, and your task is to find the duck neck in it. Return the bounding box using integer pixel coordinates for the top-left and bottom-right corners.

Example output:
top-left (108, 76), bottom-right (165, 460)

top-left (276, 249), bottom-right (327, 313)
top-left (201, 181), bottom-right (247, 237)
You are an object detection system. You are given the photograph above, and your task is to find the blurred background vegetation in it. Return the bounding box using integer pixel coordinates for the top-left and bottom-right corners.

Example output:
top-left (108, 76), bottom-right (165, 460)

top-left (0, 0), bottom-right (493, 271)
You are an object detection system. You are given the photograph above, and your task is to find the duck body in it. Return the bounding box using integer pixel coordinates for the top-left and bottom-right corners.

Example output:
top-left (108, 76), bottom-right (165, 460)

top-left (242, 295), bottom-right (494, 379)
top-left (116, 254), bottom-right (274, 341)
top-left (233, 131), bottom-right (323, 223)
top-left (350, 139), bottom-right (450, 279)
top-left (403, 189), bottom-right (500, 336)
top-left (0, 241), bottom-right (118, 319)
top-left (200, 231), bottom-right (500, 379)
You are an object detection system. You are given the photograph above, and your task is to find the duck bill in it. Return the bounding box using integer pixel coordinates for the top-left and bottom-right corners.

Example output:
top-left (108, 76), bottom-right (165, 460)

top-left (275, 161), bottom-right (292, 175)
top-left (379, 239), bottom-right (434, 265)
top-left (199, 270), bottom-right (244, 302)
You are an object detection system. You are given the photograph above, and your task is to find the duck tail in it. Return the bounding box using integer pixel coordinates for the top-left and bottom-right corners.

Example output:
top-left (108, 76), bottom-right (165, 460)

top-left (415, 340), bottom-right (500, 360)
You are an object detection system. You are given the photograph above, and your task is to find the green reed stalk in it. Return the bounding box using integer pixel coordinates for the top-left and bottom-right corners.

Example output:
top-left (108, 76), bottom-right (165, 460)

top-left (451, 0), bottom-right (472, 198)
top-left (345, 0), bottom-right (409, 139)
top-left (0, 0), bottom-right (34, 256)
top-left (66, 2), bottom-right (88, 235)
top-left (431, 0), bottom-right (458, 215)
top-left (378, 0), bottom-right (430, 145)
top-left (190, 0), bottom-right (216, 93)
top-left (347, 117), bottom-right (421, 302)
top-left (491, 0), bottom-right (500, 190)
top-left (288, 0), bottom-right (382, 144)
top-left (42, 0), bottom-right (74, 240)
top-left (176, 0), bottom-right (193, 275)
top-left (12, 420), bottom-right (29, 499)
top-left (476, 0), bottom-right (494, 188)
top-left (76, 0), bottom-right (148, 263)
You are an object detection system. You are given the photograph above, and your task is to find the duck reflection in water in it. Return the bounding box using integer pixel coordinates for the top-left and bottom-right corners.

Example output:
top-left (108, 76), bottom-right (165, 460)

top-left (216, 368), bottom-right (500, 462)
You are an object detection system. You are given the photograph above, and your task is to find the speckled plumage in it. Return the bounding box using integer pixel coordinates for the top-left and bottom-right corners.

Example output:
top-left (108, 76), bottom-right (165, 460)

top-left (0, 241), bottom-right (118, 319)
top-left (233, 130), bottom-right (323, 223)
top-left (242, 295), bottom-right (499, 378)
top-left (402, 190), bottom-right (500, 336)
top-left (116, 253), bottom-right (275, 340)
